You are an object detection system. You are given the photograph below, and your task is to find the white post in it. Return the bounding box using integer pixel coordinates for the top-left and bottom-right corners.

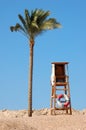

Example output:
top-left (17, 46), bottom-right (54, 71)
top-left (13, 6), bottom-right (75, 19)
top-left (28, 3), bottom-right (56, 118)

top-left (51, 64), bottom-right (55, 86)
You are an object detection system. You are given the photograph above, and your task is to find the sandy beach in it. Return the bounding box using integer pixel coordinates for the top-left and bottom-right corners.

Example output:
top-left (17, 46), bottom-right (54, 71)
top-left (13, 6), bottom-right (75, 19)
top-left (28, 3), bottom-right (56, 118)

top-left (0, 108), bottom-right (86, 130)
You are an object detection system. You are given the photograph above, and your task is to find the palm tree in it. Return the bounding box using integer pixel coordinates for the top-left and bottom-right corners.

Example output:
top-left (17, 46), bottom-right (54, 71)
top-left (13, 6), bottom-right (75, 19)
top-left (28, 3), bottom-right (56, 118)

top-left (10, 9), bottom-right (61, 117)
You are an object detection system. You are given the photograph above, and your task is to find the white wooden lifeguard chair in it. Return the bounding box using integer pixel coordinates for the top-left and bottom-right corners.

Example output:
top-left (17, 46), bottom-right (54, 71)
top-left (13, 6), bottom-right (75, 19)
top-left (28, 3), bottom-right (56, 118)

top-left (50, 62), bottom-right (72, 115)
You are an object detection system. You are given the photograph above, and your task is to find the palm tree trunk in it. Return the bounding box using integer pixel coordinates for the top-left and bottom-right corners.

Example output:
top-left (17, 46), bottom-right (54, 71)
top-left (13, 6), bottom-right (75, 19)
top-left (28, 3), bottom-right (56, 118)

top-left (28, 40), bottom-right (34, 117)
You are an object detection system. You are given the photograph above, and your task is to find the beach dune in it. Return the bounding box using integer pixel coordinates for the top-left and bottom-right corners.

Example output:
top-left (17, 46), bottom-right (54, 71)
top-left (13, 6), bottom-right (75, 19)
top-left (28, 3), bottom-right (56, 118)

top-left (0, 108), bottom-right (86, 130)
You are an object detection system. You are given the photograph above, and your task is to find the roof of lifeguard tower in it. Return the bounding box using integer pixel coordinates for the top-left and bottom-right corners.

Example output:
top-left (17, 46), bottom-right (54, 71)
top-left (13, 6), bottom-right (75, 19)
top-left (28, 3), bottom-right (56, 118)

top-left (51, 62), bottom-right (69, 65)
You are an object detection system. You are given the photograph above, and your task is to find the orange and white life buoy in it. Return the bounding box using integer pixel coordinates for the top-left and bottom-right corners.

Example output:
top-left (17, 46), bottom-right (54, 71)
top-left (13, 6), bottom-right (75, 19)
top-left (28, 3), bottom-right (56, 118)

top-left (56, 94), bottom-right (70, 108)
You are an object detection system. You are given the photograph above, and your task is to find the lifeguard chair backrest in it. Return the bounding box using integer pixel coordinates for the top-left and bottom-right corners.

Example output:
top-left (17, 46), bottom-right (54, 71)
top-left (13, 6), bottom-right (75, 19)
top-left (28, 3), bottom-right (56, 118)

top-left (55, 63), bottom-right (66, 82)
top-left (55, 62), bottom-right (68, 82)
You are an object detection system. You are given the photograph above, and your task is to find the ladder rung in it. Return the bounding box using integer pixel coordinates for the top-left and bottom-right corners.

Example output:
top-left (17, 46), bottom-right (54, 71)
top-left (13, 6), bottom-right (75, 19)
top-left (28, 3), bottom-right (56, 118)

top-left (55, 82), bottom-right (69, 87)
top-left (56, 88), bottom-right (68, 90)
top-left (55, 107), bottom-right (70, 110)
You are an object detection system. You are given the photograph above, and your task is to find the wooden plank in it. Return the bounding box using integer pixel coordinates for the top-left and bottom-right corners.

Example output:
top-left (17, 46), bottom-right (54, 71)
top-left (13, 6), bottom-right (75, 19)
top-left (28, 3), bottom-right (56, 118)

top-left (55, 107), bottom-right (71, 110)
top-left (51, 62), bottom-right (69, 64)
top-left (55, 82), bottom-right (68, 86)
top-left (56, 88), bottom-right (68, 91)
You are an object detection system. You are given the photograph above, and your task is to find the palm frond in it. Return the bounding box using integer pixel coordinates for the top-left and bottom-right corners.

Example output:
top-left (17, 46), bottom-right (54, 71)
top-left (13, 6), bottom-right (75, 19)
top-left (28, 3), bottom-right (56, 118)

top-left (30, 9), bottom-right (37, 22)
top-left (40, 18), bottom-right (61, 30)
top-left (10, 26), bottom-right (15, 32)
top-left (10, 23), bottom-right (28, 37)
top-left (37, 10), bottom-right (50, 25)
top-left (25, 9), bottom-right (31, 27)
top-left (10, 23), bottom-right (20, 32)
top-left (18, 14), bottom-right (28, 32)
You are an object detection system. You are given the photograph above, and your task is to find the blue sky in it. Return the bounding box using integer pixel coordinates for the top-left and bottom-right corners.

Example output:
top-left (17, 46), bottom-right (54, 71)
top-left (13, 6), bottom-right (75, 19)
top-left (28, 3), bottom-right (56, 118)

top-left (0, 0), bottom-right (86, 110)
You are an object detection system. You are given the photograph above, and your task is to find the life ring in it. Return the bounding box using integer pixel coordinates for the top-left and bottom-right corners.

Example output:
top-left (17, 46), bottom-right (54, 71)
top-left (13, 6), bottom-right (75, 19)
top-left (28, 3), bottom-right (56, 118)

top-left (56, 94), bottom-right (70, 108)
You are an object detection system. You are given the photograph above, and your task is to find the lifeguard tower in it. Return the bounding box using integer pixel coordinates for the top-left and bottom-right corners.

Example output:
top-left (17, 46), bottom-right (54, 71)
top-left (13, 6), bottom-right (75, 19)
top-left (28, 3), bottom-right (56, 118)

top-left (50, 62), bottom-right (72, 115)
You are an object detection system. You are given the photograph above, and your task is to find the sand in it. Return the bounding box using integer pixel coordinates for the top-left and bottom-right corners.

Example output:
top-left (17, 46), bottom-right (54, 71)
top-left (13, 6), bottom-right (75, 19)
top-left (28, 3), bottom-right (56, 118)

top-left (0, 108), bottom-right (86, 130)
